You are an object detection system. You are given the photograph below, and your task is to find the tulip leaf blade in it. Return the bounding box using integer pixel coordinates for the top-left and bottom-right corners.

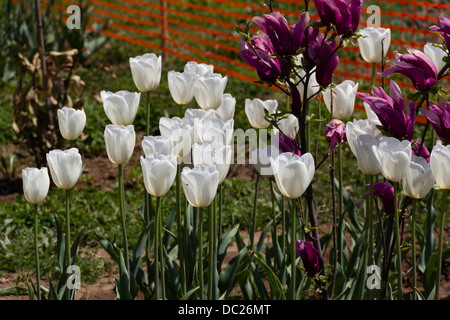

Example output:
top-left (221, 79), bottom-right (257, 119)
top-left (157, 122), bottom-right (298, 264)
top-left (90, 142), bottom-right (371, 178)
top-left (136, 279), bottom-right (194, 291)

top-left (219, 246), bottom-right (248, 298)
top-left (217, 223), bottom-right (240, 266)
top-left (253, 251), bottom-right (286, 300)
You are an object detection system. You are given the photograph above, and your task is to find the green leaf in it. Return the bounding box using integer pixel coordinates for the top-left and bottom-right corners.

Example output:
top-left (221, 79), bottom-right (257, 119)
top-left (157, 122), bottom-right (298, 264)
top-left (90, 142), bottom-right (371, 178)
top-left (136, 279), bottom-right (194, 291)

top-left (117, 251), bottom-right (131, 300)
top-left (217, 224), bottom-right (240, 266)
top-left (180, 286), bottom-right (200, 300)
top-left (219, 247), bottom-right (248, 297)
top-left (130, 223), bottom-right (152, 279)
top-left (253, 252), bottom-right (286, 300)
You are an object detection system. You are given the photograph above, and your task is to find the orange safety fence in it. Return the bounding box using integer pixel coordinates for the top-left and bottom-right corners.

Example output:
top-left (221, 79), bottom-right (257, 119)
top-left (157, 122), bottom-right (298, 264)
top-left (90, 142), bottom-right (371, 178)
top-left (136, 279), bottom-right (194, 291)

top-left (53, 0), bottom-right (449, 122)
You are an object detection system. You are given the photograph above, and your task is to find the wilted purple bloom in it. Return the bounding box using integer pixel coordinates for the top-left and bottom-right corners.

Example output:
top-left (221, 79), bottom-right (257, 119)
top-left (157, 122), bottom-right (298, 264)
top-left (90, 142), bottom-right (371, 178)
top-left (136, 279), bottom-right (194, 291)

top-left (324, 119), bottom-right (346, 155)
top-left (429, 16), bottom-right (450, 52)
top-left (252, 11), bottom-right (311, 56)
top-left (380, 49), bottom-right (437, 91)
top-left (271, 131), bottom-right (301, 156)
top-left (420, 100), bottom-right (450, 142)
top-left (295, 240), bottom-right (320, 277)
top-left (306, 34), bottom-right (339, 87)
top-left (412, 138), bottom-right (430, 162)
top-left (356, 80), bottom-right (415, 141)
top-left (312, 0), bottom-right (363, 35)
top-left (365, 182), bottom-right (396, 215)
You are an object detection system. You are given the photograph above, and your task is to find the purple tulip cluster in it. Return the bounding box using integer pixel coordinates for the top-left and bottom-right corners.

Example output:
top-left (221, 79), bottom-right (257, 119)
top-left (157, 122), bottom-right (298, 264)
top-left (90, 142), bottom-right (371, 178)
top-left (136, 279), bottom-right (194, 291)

top-left (313, 0), bottom-right (363, 35)
top-left (356, 80), bottom-right (415, 141)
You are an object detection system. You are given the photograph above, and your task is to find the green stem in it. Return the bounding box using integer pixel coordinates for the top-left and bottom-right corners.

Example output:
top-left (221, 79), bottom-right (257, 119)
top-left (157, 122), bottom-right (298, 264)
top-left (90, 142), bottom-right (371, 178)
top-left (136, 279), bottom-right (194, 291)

top-left (146, 91), bottom-right (151, 136)
top-left (218, 183), bottom-right (223, 239)
top-left (154, 196), bottom-right (160, 300)
top-left (198, 207), bottom-right (204, 300)
top-left (338, 147), bottom-right (343, 229)
top-left (269, 179), bottom-right (278, 268)
top-left (411, 199), bottom-right (417, 300)
top-left (393, 181), bottom-right (403, 300)
top-left (435, 190), bottom-right (447, 300)
top-left (208, 204), bottom-right (214, 300)
top-left (65, 188), bottom-right (71, 300)
top-left (290, 198), bottom-right (297, 300)
top-left (252, 173), bottom-right (260, 251)
top-left (368, 175), bottom-right (374, 265)
top-left (176, 164), bottom-right (186, 294)
top-left (371, 62), bottom-right (376, 87)
top-left (34, 204), bottom-right (41, 300)
top-left (118, 165), bottom-right (130, 276)
top-left (157, 197), bottom-right (166, 300)
top-left (282, 196), bottom-right (286, 259)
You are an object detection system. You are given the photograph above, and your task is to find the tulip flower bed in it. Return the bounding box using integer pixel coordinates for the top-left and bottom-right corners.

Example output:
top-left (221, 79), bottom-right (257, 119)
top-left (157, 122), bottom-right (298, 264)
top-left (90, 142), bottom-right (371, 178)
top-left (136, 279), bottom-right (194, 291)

top-left (0, 0), bottom-right (449, 302)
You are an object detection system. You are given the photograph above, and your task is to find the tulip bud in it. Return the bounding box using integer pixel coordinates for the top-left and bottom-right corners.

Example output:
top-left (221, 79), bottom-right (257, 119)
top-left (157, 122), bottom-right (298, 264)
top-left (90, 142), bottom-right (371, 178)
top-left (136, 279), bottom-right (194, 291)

top-left (101, 90), bottom-right (140, 126)
top-left (181, 164), bottom-right (220, 208)
top-left (192, 141), bottom-right (232, 184)
top-left (168, 71), bottom-right (197, 105)
top-left (22, 167), bottom-right (50, 204)
top-left (214, 93), bottom-right (236, 122)
top-left (372, 136), bottom-right (411, 183)
top-left (104, 124), bottom-right (136, 165)
top-left (193, 74), bottom-right (228, 111)
top-left (142, 135), bottom-right (174, 157)
top-left (159, 117), bottom-right (194, 159)
top-left (193, 118), bottom-right (234, 147)
top-left (403, 155), bottom-right (435, 199)
top-left (365, 182), bottom-right (396, 215)
top-left (295, 240), bottom-right (320, 277)
top-left (184, 61), bottom-right (214, 78)
top-left (430, 144), bottom-right (450, 190)
top-left (140, 154), bottom-right (177, 197)
top-left (184, 108), bottom-right (216, 121)
top-left (323, 80), bottom-right (359, 120)
top-left (129, 53), bottom-right (162, 92)
top-left (245, 98), bottom-right (278, 129)
top-left (324, 119), bottom-right (346, 155)
top-left (46, 148), bottom-right (83, 190)
top-left (357, 27), bottom-right (391, 64)
top-left (57, 107), bottom-right (86, 141)
top-left (271, 152), bottom-right (315, 199)
top-left (278, 114), bottom-right (299, 139)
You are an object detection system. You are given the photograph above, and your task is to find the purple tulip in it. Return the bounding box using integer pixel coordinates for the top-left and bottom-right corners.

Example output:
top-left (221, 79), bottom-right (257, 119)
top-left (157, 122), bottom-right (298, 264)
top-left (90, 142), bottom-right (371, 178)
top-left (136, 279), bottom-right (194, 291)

top-left (365, 182), bottom-right (396, 215)
top-left (252, 11), bottom-right (311, 56)
top-left (420, 100), bottom-right (450, 143)
top-left (271, 131), bottom-right (301, 156)
top-left (324, 119), bottom-right (346, 155)
top-left (306, 34), bottom-right (339, 87)
top-left (429, 16), bottom-right (450, 53)
top-left (356, 80), bottom-right (415, 141)
top-left (295, 240), bottom-right (320, 277)
top-left (312, 0), bottom-right (363, 35)
top-left (412, 138), bottom-right (430, 162)
top-left (380, 49), bottom-right (437, 91)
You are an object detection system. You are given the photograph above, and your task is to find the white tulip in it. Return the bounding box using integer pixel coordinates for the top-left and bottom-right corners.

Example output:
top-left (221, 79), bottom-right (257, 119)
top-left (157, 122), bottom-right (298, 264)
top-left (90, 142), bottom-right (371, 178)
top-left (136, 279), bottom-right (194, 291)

top-left (129, 53), bottom-right (162, 92)
top-left (424, 43), bottom-right (448, 74)
top-left (104, 124), bottom-right (136, 165)
top-left (323, 80), bottom-right (359, 120)
top-left (181, 164), bottom-right (220, 208)
top-left (430, 144), bottom-right (450, 190)
top-left (100, 90), bottom-right (140, 126)
top-left (363, 102), bottom-right (381, 124)
top-left (193, 118), bottom-right (234, 146)
top-left (278, 114), bottom-right (299, 138)
top-left (403, 155), bottom-right (435, 199)
top-left (22, 167), bottom-right (50, 204)
top-left (46, 148), bottom-right (83, 190)
top-left (57, 107), bottom-right (86, 141)
top-left (168, 70), bottom-right (197, 105)
top-left (357, 27), bottom-right (391, 63)
top-left (352, 134), bottom-right (382, 175)
top-left (184, 61), bottom-right (214, 78)
top-left (192, 141), bottom-right (232, 184)
top-left (346, 119), bottom-right (382, 157)
top-left (245, 98), bottom-right (278, 129)
top-left (372, 136), bottom-right (411, 183)
top-left (193, 74), bottom-right (228, 110)
top-left (159, 117), bottom-right (194, 158)
top-left (142, 135), bottom-right (174, 157)
top-left (214, 93), bottom-right (236, 122)
top-left (140, 154), bottom-right (177, 197)
top-left (249, 145), bottom-right (280, 176)
top-left (271, 152), bottom-right (315, 199)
